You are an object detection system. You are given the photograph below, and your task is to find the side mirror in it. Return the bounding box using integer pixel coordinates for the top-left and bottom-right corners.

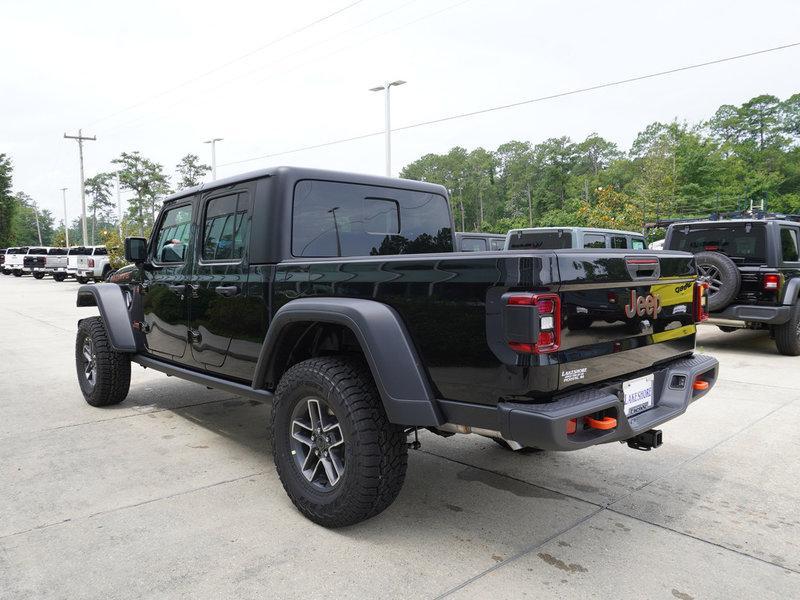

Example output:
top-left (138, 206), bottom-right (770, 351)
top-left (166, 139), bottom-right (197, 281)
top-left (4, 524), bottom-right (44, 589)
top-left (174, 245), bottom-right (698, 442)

top-left (124, 237), bottom-right (148, 264)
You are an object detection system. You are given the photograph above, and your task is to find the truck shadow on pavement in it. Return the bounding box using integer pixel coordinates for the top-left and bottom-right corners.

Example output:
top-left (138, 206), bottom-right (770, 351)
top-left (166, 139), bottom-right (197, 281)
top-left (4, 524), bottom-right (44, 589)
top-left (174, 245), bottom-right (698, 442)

top-left (696, 326), bottom-right (779, 356)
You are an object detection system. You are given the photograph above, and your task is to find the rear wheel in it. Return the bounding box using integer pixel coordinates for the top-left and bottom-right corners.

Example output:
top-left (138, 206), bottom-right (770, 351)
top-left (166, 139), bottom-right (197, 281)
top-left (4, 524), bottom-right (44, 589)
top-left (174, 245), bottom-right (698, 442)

top-left (271, 356), bottom-right (408, 527)
top-left (76, 276), bottom-right (89, 284)
top-left (53, 273), bottom-right (66, 282)
top-left (75, 317), bottom-right (131, 406)
top-left (32, 272), bottom-right (45, 280)
top-left (12, 270), bottom-right (22, 277)
top-left (775, 304), bottom-right (800, 356)
top-left (1, 269), bottom-right (11, 275)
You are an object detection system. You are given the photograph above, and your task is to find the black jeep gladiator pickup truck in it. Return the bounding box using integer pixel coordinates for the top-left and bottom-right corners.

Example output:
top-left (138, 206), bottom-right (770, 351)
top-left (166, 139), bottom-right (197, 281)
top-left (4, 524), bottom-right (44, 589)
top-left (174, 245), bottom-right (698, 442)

top-left (74, 166), bottom-right (718, 527)
top-left (664, 217), bottom-right (800, 355)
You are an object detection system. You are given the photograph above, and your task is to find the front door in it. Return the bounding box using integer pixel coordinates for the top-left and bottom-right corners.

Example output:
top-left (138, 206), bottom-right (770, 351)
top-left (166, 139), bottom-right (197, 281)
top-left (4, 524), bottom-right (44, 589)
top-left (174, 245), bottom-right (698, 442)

top-left (142, 201), bottom-right (195, 360)
top-left (188, 188), bottom-right (251, 370)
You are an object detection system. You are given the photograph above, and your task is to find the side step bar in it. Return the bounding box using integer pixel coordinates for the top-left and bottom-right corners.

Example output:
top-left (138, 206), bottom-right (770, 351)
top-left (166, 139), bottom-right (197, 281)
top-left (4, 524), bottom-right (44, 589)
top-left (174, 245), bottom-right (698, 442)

top-left (131, 355), bottom-right (274, 402)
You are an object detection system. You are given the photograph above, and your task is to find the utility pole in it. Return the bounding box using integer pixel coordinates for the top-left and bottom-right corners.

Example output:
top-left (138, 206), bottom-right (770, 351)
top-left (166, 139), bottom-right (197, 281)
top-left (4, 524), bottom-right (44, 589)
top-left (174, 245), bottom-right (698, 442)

top-left (115, 172), bottom-right (123, 238)
top-left (204, 138), bottom-right (223, 180)
top-left (61, 188), bottom-right (70, 247)
top-left (526, 185), bottom-right (533, 227)
top-left (369, 80), bottom-right (406, 176)
top-left (32, 202), bottom-right (43, 245)
top-left (63, 129), bottom-right (96, 246)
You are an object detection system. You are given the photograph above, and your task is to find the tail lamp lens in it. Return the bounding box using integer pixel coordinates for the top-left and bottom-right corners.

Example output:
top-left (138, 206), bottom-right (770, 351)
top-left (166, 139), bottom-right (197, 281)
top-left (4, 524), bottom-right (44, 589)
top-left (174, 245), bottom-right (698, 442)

top-left (763, 273), bottom-right (780, 291)
top-left (88, 258), bottom-right (95, 268)
top-left (694, 281), bottom-right (709, 323)
top-left (506, 293), bottom-right (561, 354)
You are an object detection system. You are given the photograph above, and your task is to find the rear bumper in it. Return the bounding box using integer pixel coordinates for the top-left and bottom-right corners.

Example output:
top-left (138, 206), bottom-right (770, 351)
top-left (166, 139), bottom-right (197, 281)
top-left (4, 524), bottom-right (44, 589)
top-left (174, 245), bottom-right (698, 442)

top-left (437, 354), bottom-right (719, 451)
top-left (709, 304), bottom-right (791, 325)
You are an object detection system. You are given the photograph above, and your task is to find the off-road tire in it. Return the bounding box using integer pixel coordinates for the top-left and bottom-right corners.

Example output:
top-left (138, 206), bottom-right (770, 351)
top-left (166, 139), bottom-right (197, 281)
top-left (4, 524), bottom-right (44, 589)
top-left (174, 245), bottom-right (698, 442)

top-left (775, 303), bottom-right (800, 356)
top-left (75, 316), bottom-right (131, 407)
top-left (271, 356), bottom-right (408, 528)
top-left (32, 272), bottom-right (45, 279)
top-left (694, 251), bottom-right (741, 311)
top-left (53, 273), bottom-right (66, 282)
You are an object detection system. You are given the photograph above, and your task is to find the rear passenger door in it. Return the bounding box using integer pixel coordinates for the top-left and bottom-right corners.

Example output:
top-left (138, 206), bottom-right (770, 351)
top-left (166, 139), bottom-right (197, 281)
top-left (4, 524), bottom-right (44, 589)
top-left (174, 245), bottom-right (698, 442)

top-left (142, 201), bottom-right (195, 360)
top-left (188, 186), bottom-right (252, 371)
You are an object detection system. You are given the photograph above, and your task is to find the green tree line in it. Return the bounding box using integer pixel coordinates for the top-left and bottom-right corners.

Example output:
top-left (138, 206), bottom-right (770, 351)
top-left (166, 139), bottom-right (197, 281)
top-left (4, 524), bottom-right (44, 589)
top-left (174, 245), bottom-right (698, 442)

top-left (0, 152), bottom-right (209, 247)
top-left (400, 93), bottom-right (800, 234)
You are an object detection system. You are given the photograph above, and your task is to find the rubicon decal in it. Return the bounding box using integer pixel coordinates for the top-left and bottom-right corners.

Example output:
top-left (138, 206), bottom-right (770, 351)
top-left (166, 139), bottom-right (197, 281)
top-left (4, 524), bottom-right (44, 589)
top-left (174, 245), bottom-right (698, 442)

top-left (624, 290), bottom-right (662, 318)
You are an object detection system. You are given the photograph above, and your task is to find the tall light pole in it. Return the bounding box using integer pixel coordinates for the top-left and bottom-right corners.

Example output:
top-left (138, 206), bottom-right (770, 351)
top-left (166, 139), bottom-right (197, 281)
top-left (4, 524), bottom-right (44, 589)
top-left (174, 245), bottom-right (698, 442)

top-left (204, 138), bottom-right (223, 180)
top-left (63, 129), bottom-right (96, 246)
top-left (115, 172), bottom-right (123, 238)
top-left (61, 187), bottom-right (70, 247)
top-left (369, 80), bottom-right (406, 177)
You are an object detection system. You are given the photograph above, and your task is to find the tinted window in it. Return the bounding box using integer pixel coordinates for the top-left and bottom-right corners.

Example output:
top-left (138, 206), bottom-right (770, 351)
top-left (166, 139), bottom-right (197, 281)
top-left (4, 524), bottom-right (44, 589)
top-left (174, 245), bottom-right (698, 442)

top-left (93, 247), bottom-right (108, 255)
top-left (30, 247), bottom-right (48, 254)
top-left (154, 204), bottom-right (193, 263)
top-left (671, 224), bottom-right (767, 264)
top-left (583, 234), bottom-right (606, 248)
top-left (490, 238), bottom-right (505, 251)
top-left (631, 238), bottom-right (645, 250)
top-left (781, 227), bottom-right (799, 262)
top-left (202, 193), bottom-right (248, 260)
top-left (68, 247), bottom-right (89, 255)
top-left (460, 237), bottom-right (487, 252)
top-left (292, 180), bottom-right (452, 257)
top-left (611, 236), bottom-right (627, 249)
top-left (48, 248), bottom-right (67, 255)
top-left (507, 231), bottom-right (573, 250)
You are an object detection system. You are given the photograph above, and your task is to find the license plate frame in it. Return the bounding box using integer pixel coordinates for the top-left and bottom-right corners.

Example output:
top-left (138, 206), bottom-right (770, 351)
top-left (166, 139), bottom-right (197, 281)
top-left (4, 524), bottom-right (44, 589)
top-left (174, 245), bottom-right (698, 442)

top-left (623, 374), bottom-right (655, 417)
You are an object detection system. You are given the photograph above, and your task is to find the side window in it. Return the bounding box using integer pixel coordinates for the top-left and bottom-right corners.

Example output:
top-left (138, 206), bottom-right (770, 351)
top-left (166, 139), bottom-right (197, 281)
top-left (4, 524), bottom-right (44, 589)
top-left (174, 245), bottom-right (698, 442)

top-left (202, 193), bottom-right (249, 261)
top-left (154, 204), bottom-right (194, 263)
top-left (490, 238), bottom-right (505, 250)
top-left (631, 238), bottom-right (645, 250)
top-left (460, 238), bottom-right (488, 252)
top-left (611, 236), bottom-right (627, 249)
top-left (781, 227), bottom-right (799, 262)
top-left (583, 234), bottom-right (606, 248)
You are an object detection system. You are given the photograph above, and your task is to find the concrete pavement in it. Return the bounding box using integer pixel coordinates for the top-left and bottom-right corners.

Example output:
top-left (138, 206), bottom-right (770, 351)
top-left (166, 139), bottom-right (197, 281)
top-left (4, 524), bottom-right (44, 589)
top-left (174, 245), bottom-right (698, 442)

top-left (1, 275), bottom-right (798, 599)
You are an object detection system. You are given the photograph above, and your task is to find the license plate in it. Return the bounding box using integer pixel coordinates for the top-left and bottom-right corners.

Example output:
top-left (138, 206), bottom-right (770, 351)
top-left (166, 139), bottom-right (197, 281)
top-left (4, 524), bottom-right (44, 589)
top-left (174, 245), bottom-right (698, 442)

top-left (623, 374), bottom-right (654, 417)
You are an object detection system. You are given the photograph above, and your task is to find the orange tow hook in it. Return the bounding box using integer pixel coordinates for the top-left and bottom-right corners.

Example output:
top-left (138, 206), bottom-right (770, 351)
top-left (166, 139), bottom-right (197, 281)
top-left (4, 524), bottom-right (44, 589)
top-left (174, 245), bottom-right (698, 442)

top-left (585, 416), bottom-right (617, 430)
top-left (693, 380), bottom-right (709, 391)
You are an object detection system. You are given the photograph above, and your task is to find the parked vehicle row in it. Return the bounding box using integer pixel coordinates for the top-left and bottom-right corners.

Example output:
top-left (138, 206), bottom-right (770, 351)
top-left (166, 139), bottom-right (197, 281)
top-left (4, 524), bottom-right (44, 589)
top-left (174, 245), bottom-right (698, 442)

top-left (0, 246), bottom-right (111, 282)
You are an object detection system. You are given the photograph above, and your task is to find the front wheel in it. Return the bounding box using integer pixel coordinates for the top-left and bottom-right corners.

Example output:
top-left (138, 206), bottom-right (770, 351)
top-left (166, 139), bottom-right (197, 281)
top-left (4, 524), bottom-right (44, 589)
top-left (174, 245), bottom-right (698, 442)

top-left (775, 304), bottom-right (800, 356)
top-left (271, 356), bottom-right (408, 527)
top-left (75, 317), bottom-right (131, 406)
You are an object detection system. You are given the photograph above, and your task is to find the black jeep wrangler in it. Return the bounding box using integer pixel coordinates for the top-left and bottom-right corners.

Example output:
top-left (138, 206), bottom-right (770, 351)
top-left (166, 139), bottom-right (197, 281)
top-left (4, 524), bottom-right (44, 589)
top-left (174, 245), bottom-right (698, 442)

top-left (663, 218), bottom-right (800, 355)
top-left (74, 166), bottom-right (718, 527)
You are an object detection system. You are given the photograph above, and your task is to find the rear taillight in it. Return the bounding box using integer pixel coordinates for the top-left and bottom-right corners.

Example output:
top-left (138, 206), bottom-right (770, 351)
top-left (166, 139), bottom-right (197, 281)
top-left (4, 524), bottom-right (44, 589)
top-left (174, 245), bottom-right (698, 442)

top-left (694, 280), bottom-right (709, 323)
top-left (88, 258), bottom-right (95, 268)
top-left (762, 273), bottom-right (781, 291)
top-left (506, 293), bottom-right (561, 354)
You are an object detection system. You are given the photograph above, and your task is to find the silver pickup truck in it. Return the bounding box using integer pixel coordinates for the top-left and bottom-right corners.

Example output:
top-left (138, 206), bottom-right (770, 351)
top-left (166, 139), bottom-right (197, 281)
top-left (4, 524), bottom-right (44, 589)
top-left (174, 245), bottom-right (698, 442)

top-left (67, 245), bottom-right (111, 283)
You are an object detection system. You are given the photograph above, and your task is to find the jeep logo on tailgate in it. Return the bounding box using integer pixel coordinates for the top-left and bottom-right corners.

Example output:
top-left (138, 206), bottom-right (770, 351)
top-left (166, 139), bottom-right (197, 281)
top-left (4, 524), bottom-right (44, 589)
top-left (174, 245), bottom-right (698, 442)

top-left (624, 290), bottom-right (662, 318)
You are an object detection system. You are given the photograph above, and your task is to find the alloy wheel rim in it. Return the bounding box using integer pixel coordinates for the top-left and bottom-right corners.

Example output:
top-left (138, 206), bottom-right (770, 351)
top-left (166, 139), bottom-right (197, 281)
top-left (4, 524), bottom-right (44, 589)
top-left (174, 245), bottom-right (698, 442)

top-left (289, 397), bottom-right (345, 490)
top-left (697, 264), bottom-right (723, 298)
top-left (82, 337), bottom-right (97, 388)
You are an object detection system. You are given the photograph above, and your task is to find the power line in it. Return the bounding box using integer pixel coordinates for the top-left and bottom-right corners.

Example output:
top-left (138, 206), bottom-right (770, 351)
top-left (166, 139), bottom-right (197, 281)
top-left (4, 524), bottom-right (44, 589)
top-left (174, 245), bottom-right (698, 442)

top-left (219, 40), bottom-right (800, 168)
top-left (86, 0), bottom-right (367, 129)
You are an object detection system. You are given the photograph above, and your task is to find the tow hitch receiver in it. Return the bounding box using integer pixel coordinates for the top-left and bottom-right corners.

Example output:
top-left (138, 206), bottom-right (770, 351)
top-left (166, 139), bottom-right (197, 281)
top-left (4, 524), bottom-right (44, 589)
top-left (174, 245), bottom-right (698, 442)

top-left (626, 429), bottom-right (663, 451)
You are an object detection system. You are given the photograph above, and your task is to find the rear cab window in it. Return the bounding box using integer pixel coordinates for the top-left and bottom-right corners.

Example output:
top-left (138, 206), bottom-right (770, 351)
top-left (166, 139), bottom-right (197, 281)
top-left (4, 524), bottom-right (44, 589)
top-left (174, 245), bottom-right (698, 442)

top-left (292, 180), bottom-right (452, 257)
top-left (460, 238), bottom-right (487, 252)
top-left (48, 248), bottom-right (67, 255)
top-left (507, 231), bottom-right (573, 250)
top-left (69, 247), bottom-right (89, 255)
top-left (490, 238), bottom-right (505, 251)
top-left (670, 224), bottom-right (767, 265)
top-left (583, 234), bottom-right (606, 249)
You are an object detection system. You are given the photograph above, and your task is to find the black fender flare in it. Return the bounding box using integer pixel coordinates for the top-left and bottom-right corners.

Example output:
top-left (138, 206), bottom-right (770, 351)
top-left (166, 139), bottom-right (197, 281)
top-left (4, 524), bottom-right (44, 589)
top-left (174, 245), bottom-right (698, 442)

top-left (782, 277), bottom-right (800, 306)
top-left (252, 298), bottom-right (444, 427)
top-left (76, 284), bottom-right (137, 352)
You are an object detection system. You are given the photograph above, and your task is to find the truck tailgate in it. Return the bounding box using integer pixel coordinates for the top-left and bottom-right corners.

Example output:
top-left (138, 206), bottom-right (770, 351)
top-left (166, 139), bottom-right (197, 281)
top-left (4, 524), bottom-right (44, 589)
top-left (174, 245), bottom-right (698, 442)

top-left (555, 250), bottom-right (697, 390)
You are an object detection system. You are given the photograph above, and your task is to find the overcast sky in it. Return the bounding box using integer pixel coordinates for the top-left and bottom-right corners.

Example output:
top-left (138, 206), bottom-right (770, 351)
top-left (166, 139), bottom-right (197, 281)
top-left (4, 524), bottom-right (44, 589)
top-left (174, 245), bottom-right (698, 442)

top-left (3, 0), bottom-right (799, 222)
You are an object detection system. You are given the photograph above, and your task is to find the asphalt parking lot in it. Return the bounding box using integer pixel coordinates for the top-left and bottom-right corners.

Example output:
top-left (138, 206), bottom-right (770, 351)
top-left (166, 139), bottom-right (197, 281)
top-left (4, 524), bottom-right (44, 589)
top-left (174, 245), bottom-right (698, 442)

top-left (1, 275), bottom-right (798, 599)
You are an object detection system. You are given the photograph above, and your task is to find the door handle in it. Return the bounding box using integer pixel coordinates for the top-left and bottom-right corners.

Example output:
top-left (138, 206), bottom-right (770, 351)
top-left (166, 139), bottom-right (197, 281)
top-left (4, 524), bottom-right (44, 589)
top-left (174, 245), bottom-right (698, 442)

top-left (214, 285), bottom-right (239, 298)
